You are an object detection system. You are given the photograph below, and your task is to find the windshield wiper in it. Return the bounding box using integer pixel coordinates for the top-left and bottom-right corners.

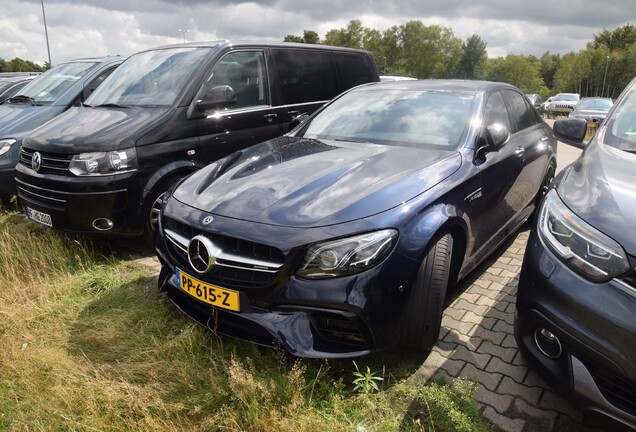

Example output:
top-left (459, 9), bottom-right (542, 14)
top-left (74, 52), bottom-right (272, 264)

top-left (8, 94), bottom-right (38, 106)
top-left (92, 103), bottom-right (130, 108)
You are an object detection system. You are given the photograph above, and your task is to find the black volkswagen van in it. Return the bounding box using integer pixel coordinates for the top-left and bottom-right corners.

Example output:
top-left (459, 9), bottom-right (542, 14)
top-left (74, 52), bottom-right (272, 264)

top-left (15, 41), bottom-right (379, 238)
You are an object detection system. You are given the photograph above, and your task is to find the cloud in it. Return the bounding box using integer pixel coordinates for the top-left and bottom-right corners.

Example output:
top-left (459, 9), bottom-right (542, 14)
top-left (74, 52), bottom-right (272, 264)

top-left (3, 0), bottom-right (636, 65)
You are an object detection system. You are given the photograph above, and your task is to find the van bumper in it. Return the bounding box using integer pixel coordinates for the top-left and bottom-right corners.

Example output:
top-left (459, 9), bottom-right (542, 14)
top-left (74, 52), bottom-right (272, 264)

top-left (15, 164), bottom-right (143, 236)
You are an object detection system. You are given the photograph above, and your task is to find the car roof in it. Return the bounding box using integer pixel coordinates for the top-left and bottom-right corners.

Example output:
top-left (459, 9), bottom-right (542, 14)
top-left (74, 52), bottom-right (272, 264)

top-left (354, 79), bottom-right (516, 95)
top-left (136, 40), bottom-right (373, 55)
top-left (57, 55), bottom-right (124, 65)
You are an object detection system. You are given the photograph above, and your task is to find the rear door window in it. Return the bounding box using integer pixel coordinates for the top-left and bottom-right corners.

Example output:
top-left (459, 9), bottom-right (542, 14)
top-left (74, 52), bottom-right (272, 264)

top-left (273, 50), bottom-right (337, 105)
top-left (503, 89), bottom-right (538, 133)
top-left (334, 53), bottom-right (373, 90)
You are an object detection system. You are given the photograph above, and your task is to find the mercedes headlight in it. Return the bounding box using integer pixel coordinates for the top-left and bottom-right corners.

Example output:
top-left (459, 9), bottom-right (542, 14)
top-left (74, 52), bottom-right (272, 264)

top-left (297, 229), bottom-right (398, 279)
top-left (69, 148), bottom-right (138, 176)
top-left (538, 190), bottom-right (629, 282)
top-left (0, 139), bottom-right (16, 157)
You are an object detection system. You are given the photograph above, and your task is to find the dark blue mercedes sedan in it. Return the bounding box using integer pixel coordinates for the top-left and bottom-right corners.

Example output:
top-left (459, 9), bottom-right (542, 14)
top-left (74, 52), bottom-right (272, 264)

top-left (154, 80), bottom-right (556, 358)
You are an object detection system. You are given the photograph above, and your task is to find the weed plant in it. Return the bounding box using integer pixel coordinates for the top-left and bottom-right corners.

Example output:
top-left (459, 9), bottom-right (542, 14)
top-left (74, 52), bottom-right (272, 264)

top-left (0, 208), bottom-right (493, 431)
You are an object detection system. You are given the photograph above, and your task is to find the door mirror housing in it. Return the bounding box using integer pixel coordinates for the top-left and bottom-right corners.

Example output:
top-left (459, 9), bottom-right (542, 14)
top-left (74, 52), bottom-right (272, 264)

top-left (476, 123), bottom-right (510, 159)
top-left (553, 118), bottom-right (587, 148)
top-left (195, 85), bottom-right (237, 113)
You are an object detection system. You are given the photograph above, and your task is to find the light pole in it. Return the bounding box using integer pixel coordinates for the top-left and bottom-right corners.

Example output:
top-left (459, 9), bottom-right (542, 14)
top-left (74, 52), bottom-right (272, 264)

top-left (601, 55), bottom-right (609, 98)
top-left (40, 0), bottom-right (52, 67)
top-left (178, 28), bottom-right (190, 43)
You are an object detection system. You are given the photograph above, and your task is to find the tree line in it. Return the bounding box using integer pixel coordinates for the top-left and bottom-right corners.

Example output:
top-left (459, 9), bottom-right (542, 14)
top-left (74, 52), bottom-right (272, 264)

top-left (0, 57), bottom-right (47, 73)
top-left (285, 21), bottom-right (636, 99)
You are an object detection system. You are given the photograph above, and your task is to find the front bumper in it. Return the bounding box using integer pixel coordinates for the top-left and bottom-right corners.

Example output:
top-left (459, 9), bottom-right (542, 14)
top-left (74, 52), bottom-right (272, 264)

top-left (515, 225), bottom-right (636, 428)
top-left (15, 163), bottom-right (144, 236)
top-left (154, 200), bottom-right (419, 359)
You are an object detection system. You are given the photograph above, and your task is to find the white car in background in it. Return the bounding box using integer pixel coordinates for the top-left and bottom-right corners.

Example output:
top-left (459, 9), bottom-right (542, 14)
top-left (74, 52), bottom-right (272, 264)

top-left (545, 93), bottom-right (580, 118)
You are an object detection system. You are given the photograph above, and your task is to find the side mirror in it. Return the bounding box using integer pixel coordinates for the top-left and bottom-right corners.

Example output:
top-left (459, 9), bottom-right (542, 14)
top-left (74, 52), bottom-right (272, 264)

top-left (289, 113), bottom-right (309, 131)
top-left (485, 123), bottom-right (510, 150)
top-left (195, 85), bottom-right (237, 113)
top-left (553, 118), bottom-right (587, 148)
top-left (476, 124), bottom-right (510, 160)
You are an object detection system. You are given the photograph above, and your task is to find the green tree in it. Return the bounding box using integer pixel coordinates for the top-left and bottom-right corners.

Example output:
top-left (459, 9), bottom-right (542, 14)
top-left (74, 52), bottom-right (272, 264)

top-left (324, 19), bottom-right (365, 49)
top-left (594, 24), bottom-right (636, 50)
top-left (283, 30), bottom-right (321, 44)
top-left (484, 54), bottom-right (546, 93)
top-left (399, 21), bottom-right (462, 79)
top-left (539, 51), bottom-right (560, 91)
top-left (458, 34), bottom-right (487, 79)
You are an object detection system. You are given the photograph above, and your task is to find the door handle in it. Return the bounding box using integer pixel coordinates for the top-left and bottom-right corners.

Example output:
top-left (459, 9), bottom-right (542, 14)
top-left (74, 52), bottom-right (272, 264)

top-left (263, 113), bottom-right (278, 123)
top-left (515, 146), bottom-right (525, 155)
top-left (287, 110), bottom-right (301, 117)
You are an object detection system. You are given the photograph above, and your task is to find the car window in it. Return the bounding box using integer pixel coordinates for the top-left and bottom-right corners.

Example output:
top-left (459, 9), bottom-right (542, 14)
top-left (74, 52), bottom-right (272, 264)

top-left (503, 89), bottom-right (537, 133)
top-left (273, 49), bottom-right (337, 105)
top-left (483, 91), bottom-right (511, 132)
top-left (334, 53), bottom-right (373, 89)
top-left (605, 86), bottom-right (636, 151)
top-left (87, 48), bottom-right (212, 108)
top-left (202, 51), bottom-right (269, 109)
top-left (299, 88), bottom-right (473, 149)
top-left (16, 61), bottom-right (98, 105)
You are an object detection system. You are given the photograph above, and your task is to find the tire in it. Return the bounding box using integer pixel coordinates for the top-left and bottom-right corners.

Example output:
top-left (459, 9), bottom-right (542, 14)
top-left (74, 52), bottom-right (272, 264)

top-left (399, 233), bottom-right (453, 352)
top-left (143, 175), bottom-right (183, 243)
top-left (0, 193), bottom-right (11, 208)
top-left (535, 162), bottom-right (555, 208)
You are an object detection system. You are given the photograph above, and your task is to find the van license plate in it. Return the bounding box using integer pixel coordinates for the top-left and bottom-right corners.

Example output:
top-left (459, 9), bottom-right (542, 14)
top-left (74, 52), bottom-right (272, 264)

top-left (176, 268), bottom-right (240, 312)
top-left (26, 207), bottom-right (52, 227)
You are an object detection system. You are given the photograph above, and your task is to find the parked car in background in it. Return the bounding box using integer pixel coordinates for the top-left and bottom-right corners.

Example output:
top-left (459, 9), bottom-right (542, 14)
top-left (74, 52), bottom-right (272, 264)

top-left (0, 57), bottom-right (122, 205)
top-left (545, 93), bottom-right (580, 118)
top-left (154, 79), bottom-right (556, 358)
top-left (526, 93), bottom-right (544, 113)
top-left (541, 96), bottom-right (555, 114)
top-left (515, 76), bottom-right (636, 429)
top-left (568, 97), bottom-right (613, 123)
top-left (0, 73), bottom-right (40, 104)
top-left (15, 41), bottom-right (380, 237)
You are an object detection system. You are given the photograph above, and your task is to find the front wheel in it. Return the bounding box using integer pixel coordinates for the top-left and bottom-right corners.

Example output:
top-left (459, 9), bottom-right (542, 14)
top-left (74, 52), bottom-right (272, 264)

top-left (143, 175), bottom-right (183, 243)
top-left (535, 162), bottom-right (555, 208)
top-left (399, 233), bottom-right (453, 352)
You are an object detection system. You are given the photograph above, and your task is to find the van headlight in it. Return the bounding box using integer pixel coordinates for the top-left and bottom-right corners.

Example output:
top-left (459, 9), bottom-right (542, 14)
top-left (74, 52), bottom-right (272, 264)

top-left (69, 148), bottom-right (138, 176)
top-left (0, 139), bottom-right (16, 157)
top-left (538, 190), bottom-right (629, 282)
top-left (297, 229), bottom-right (398, 279)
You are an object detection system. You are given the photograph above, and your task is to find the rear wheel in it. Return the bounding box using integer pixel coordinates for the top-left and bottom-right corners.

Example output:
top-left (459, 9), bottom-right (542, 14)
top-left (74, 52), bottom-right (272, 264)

top-left (399, 233), bottom-right (453, 352)
top-left (143, 175), bottom-right (183, 243)
top-left (535, 162), bottom-right (556, 208)
top-left (0, 193), bottom-right (11, 208)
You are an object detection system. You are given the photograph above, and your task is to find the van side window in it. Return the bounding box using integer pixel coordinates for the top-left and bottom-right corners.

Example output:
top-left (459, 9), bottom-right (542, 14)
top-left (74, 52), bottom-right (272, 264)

top-left (334, 54), bottom-right (373, 89)
top-left (203, 51), bottom-right (269, 109)
top-left (273, 50), bottom-right (337, 105)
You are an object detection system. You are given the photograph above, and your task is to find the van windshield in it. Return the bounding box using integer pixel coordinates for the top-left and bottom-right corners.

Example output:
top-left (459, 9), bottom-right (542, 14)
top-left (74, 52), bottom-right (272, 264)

top-left (12, 62), bottom-right (97, 105)
top-left (86, 48), bottom-right (212, 108)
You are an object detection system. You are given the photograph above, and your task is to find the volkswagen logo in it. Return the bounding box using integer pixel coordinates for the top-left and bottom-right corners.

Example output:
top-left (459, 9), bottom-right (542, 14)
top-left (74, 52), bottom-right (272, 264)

top-left (32, 152), bottom-right (42, 172)
top-left (187, 235), bottom-right (222, 274)
top-left (202, 216), bottom-right (214, 225)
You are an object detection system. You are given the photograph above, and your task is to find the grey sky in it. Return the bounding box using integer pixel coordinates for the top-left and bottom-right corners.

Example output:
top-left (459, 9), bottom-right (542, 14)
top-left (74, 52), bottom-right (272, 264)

top-left (1, 0), bottom-right (634, 65)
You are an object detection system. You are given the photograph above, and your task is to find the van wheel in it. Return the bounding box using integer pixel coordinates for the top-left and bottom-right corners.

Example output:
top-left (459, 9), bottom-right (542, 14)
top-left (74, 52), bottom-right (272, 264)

top-left (399, 233), bottom-right (453, 352)
top-left (143, 175), bottom-right (183, 243)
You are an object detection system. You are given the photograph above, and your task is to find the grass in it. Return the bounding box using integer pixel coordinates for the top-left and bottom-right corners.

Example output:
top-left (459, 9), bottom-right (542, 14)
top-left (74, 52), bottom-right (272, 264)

top-left (0, 207), bottom-right (495, 431)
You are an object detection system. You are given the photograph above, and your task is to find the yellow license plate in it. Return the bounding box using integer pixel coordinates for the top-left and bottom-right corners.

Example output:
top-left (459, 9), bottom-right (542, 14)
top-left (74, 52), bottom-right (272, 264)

top-left (176, 268), bottom-right (240, 312)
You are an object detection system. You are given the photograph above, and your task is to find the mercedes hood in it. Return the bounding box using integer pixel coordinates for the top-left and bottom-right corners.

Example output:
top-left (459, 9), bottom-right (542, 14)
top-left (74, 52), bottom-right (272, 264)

top-left (173, 136), bottom-right (461, 228)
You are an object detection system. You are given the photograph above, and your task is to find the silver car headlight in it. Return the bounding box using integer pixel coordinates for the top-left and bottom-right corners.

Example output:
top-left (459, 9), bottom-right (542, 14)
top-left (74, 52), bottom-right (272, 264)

top-left (297, 229), bottom-right (398, 279)
top-left (0, 138), bottom-right (16, 157)
top-left (538, 190), bottom-right (629, 282)
top-left (69, 148), bottom-right (138, 176)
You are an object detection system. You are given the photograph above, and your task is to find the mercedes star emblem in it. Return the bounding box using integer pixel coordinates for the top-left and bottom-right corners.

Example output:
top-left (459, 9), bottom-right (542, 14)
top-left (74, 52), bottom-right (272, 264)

top-left (187, 235), bottom-right (222, 274)
top-left (32, 151), bottom-right (42, 172)
top-left (202, 216), bottom-right (214, 225)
